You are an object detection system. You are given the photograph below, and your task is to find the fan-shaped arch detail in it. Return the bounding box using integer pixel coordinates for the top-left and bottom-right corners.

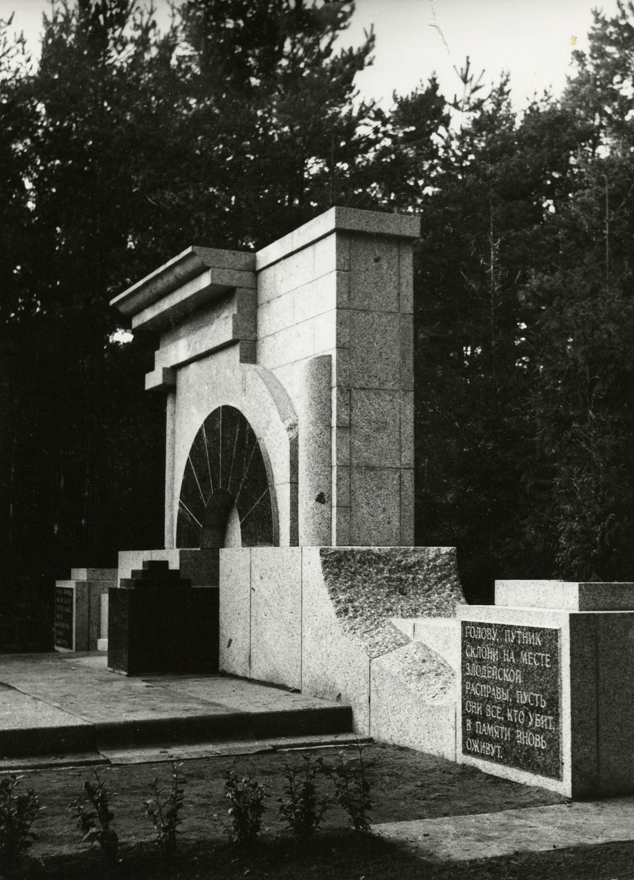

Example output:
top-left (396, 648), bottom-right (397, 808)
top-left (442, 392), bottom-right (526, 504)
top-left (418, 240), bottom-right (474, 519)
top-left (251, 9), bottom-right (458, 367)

top-left (176, 405), bottom-right (277, 548)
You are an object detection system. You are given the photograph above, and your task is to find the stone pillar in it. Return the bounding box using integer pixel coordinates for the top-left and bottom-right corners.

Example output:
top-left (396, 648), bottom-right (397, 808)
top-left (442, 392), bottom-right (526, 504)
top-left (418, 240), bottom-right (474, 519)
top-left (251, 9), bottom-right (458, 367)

top-left (458, 579), bottom-right (634, 798)
top-left (298, 356), bottom-right (332, 545)
top-left (164, 389), bottom-right (176, 548)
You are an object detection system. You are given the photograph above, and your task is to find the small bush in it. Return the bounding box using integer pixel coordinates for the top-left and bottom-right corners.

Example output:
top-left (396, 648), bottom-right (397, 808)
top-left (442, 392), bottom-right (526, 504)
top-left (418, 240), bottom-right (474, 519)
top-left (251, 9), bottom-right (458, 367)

top-left (330, 743), bottom-right (372, 833)
top-left (0, 774), bottom-right (41, 870)
top-left (224, 771), bottom-right (267, 846)
top-left (144, 763), bottom-right (185, 858)
top-left (278, 754), bottom-right (327, 840)
top-left (70, 773), bottom-right (119, 871)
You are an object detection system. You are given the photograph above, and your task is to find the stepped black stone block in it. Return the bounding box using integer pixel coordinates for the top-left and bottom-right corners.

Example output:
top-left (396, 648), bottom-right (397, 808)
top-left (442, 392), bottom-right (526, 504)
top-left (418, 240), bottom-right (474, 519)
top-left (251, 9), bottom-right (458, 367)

top-left (108, 564), bottom-right (218, 675)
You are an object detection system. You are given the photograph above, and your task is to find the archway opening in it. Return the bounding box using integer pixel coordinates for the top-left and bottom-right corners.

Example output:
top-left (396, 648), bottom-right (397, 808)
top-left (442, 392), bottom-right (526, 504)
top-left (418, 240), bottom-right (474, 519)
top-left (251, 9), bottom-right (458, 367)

top-left (200, 488), bottom-right (242, 549)
top-left (176, 404), bottom-right (277, 549)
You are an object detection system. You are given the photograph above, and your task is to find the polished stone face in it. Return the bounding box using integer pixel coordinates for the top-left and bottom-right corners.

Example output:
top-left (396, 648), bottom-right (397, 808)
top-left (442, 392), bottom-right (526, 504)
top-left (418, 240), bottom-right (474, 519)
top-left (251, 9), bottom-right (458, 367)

top-left (176, 404), bottom-right (274, 549)
top-left (54, 587), bottom-right (74, 650)
top-left (461, 621), bottom-right (562, 781)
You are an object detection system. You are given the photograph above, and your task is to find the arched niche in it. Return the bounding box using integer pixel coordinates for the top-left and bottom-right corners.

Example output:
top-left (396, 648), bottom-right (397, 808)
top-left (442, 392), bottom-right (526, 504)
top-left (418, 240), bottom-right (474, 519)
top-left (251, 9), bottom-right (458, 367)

top-left (176, 405), bottom-right (278, 549)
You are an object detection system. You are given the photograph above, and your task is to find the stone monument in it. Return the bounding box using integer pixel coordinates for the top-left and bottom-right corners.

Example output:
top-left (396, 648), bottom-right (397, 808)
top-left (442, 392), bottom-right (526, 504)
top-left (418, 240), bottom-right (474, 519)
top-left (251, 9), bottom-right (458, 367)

top-left (109, 206), bottom-right (466, 756)
top-left (106, 205), bottom-right (634, 798)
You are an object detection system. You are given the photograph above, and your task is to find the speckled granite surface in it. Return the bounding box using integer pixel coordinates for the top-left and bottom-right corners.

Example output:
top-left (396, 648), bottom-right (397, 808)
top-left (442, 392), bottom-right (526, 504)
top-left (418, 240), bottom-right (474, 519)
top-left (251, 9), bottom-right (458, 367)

top-left (376, 641), bottom-right (456, 702)
top-left (319, 547), bottom-right (465, 659)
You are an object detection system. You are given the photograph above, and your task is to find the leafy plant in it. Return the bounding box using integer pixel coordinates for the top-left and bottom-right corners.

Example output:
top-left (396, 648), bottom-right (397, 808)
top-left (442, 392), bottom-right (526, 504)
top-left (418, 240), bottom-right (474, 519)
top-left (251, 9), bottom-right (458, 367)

top-left (223, 771), bottom-right (267, 846)
top-left (330, 743), bottom-right (372, 833)
top-left (144, 763), bottom-right (185, 858)
top-left (70, 773), bottom-right (119, 871)
top-left (278, 754), bottom-right (327, 840)
top-left (0, 774), bottom-right (41, 870)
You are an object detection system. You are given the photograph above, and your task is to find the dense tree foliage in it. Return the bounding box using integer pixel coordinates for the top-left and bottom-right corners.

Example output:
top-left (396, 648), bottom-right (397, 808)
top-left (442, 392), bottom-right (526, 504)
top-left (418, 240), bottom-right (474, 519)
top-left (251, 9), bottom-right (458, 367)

top-left (1, 0), bottom-right (634, 646)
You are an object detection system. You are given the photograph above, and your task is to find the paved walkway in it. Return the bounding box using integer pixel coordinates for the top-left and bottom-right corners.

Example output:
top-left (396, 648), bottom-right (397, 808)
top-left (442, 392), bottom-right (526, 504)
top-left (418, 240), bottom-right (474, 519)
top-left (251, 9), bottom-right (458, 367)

top-left (0, 652), bottom-right (355, 767)
top-left (374, 796), bottom-right (634, 862)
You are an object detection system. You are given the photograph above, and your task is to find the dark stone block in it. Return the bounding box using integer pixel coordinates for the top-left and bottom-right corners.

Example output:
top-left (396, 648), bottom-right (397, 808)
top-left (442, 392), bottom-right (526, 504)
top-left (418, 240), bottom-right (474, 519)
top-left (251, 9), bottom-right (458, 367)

top-left (143, 560), bottom-right (171, 571)
top-left (461, 621), bottom-right (562, 780)
top-left (108, 581), bottom-right (219, 676)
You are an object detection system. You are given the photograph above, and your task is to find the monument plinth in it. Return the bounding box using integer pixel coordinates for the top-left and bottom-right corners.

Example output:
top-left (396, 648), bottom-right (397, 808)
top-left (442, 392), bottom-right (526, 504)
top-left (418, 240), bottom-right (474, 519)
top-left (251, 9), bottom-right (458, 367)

top-left (458, 580), bottom-right (634, 798)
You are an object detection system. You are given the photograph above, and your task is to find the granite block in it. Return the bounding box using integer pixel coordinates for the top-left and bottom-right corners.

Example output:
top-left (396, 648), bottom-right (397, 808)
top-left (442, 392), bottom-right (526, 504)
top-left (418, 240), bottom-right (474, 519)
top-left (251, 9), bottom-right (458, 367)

top-left (71, 569), bottom-right (117, 581)
top-left (398, 242), bottom-right (414, 313)
top-left (293, 273), bottom-right (337, 325)
top-left (313, 232), bottom-right (350, 278)
top-left (370, 642), bottom-right (457, 759)
top-left (108, 584), bottom-right (218, 675)
top-left (390, 618), bottom-right (416, 639)
top-left (349, 237), bottom-right (400, 312)
top-left (313, 311), bottom-right (337, 356)
top-left (350, 467), bottom-right (401, 546)
top-left (578, 582), bottom-right (634, 611)
top-left (411, 618), bottom-right (461, 670)
top-left (595, 613), bottom-right (634, 793)
top-left (568, 613), bottom-right (599, 796)
top-left (400, 467), bottom-right (415, 545)
top-left (239, 338), bottom-right (257, 364)
top-left (258, 293), bottom-right (295, 338)
top-left (250, 548), bottom-right (302, 689)
top-left (400, 314), bottom-right (414, 391)
top-left (496, 581), bottom-right (634, 612)
top-left (319, 547), bottom-right (464, 650)
top-left (458, 607), bottom-right (567, 794)
top-left (349, 312), bottom-right (400, 390)
top-left (257, 263), bottom-right (279, 304)
top-left (301, 548), bottom-right (371, 732)
top-left (350, 389), bottom-right (401, 468)
top-left (276, 246), bottom-right (315, 294)
top-left (333, 424), bottom-right (351, 469)
top-left (179, 549), bottom-right (220, 586)
top-left (333, 504), bottom-right (351, 546)
top-left (219, 549), bottom-right (252, 678)
top-left (257, 331), bottom-right (289, 370)
top-left (334, 348), bottom-right (350, 388)
top-left (495, 580), bottom-right (567, 609)
top-left (298, 355), bottom-right (332, 546)
top-left (334, 386), bottom-right (350, 427)
top-left (336, 307), bottom-right (351, 348)
top-left (401, 392), bottom-right (415, 467)
top-left (100, 592), bottom-right (108, 641)
top-left (336, 266), bottom-right (350, 308)
top-left (334, 465), bottom-right (351, 508)
top-left (255, 208), bottom-right (419, 274)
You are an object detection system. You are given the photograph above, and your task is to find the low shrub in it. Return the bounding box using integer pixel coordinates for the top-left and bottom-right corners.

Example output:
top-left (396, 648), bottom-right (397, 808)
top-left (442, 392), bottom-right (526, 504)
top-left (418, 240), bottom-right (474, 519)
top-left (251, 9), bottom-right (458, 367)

top-left (223, 771), bottom-right (267, 846)
top-left (144, 762), bottom-right (185, 858)
top-left (0, 774), bottom-right (41, 871)
top-left (278, 754), bottom-right (327, 840)
top-left (70, 773), bottom-right (119, 872)
top-left (330, 743), bottom-right (372, 833)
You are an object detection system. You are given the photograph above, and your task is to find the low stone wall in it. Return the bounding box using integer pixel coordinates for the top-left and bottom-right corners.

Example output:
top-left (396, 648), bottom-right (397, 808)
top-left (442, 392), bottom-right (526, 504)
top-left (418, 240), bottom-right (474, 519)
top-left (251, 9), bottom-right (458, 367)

top-left (219, 545), bottom-right (465, 757)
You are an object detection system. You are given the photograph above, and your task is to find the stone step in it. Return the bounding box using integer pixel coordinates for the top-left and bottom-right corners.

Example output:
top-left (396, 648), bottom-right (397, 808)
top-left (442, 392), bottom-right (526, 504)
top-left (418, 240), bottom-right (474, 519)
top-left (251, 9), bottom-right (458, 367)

top-left (0, 654), bottom-right (355, 764)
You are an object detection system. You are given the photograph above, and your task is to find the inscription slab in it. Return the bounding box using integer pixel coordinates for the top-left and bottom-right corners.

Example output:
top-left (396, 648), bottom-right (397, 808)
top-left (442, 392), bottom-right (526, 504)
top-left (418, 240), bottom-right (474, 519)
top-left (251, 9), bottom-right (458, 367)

top-left (461, 621), bottom-right (562, 780)
top-left (54, 586), bottom-right (74, 651)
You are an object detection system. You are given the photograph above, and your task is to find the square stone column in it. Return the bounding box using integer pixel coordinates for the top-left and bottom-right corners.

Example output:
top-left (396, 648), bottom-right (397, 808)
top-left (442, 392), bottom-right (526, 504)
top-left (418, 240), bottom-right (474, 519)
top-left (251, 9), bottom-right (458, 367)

top-left (457, 580), bottom-right (634, 798)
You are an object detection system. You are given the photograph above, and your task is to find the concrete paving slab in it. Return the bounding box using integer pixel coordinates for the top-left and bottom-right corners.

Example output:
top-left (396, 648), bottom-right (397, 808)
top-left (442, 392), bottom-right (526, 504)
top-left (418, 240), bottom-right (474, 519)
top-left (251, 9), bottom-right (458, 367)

top-left (374, 796), bottom-right (634, 862)
top-left (100, 732), bottom-right (372, 765)
top-left (0, 653), bottom-right (353, 760)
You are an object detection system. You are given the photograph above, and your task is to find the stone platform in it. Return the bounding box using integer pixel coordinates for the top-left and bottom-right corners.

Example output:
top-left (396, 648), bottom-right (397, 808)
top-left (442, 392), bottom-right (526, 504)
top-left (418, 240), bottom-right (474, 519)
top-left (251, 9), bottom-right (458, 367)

top-left (0, 652), bottom-right (356, 768)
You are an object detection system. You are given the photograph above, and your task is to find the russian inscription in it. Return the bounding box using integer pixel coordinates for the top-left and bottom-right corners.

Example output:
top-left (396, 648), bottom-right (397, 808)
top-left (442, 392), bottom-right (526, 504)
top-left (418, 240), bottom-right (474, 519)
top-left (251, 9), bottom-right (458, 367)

top-left (461, 621), bottom-right (562, 780)
top-left (54, 587), bottom-right (74, 650)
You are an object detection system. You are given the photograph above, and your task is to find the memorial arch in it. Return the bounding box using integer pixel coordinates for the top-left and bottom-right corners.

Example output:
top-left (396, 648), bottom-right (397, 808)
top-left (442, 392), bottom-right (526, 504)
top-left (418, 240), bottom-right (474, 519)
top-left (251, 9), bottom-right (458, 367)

top-left (176, 405), bottom-right (277, 549)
